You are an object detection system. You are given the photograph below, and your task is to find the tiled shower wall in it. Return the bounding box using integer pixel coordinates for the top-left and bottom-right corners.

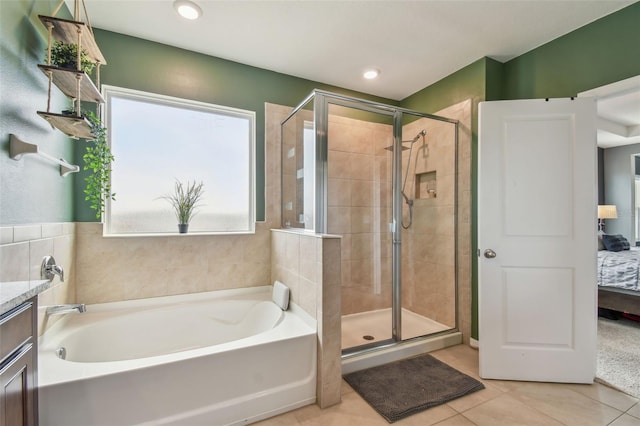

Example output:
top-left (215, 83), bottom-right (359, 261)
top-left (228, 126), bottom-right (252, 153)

top-left (327, 111), bottom-right (394, 315)
top-left (328, 100), bottom-right (472, 342)
top-left (269, 102), bottom-right (343, 408)
top-left (270, 229), bottom-right (342, 408)
top-left (401, 101), bottom-right (470, 330)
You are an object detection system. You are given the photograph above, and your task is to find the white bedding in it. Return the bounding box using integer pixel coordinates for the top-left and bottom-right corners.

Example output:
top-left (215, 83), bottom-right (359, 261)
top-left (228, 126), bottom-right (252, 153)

top-left (597, 247), bottom-right (640, 291)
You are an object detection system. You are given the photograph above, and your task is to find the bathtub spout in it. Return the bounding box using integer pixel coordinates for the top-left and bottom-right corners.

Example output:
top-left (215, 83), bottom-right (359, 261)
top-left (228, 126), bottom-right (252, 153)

top-left (46, 304), bottom-right (86, 316)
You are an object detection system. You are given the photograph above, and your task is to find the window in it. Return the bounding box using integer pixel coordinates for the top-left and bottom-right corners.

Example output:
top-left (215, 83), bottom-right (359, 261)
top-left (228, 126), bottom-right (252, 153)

top-left (103, 85), bottom-right (255, 235)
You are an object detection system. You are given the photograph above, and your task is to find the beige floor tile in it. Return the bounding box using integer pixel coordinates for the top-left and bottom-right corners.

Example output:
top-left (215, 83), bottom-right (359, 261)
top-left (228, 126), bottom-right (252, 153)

top-left (610, 414), bottom-right (640, 426)
top-left (341, 379), bottom-right (355, 395)
top-left (257, 344), bottom-right (640, 426)
top-left (445, 381), bottom-right (504, 413)
top-left (393, 404), bottom-right (459, 425)
top-left (434, 414), bottom-right (478, 425)
top-left (430, 344), bottom-right (480, 378)
top-left (294, 391), bottom-right (389, 426)
top-left (504, 381), bottom-right (623, 426)
top-left (462, 393), bottom-right (563, 425)
top-left (483, 378), bottom-right (519, 393)
top-left (628, 403), bottom-right (640, 419)
top-left (564, 382), bottom-right (639, 412)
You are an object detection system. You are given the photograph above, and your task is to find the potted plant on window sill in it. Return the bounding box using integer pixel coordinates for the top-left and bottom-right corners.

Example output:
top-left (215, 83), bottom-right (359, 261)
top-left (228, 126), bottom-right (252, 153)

top-left (161, 180), bottom-right (204, 233)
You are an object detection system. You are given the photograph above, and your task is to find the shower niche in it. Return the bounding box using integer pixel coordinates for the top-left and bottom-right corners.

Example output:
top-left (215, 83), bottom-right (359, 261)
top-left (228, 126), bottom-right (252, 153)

top-left (415, 171), bottom-right (437, 199)
top-left (281, 90), bottom-right (460, 362)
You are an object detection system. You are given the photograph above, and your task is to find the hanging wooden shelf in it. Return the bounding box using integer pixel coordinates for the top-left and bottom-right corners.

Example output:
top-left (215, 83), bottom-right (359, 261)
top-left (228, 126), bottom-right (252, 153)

top-left (37, 65), bottom-right (104, 103)
top-left (37, 112), bottom-right (95, 140)
top-left (36, 4), bottom-right (106, 140)
top-left (38, 15), bottom-right (107, 65)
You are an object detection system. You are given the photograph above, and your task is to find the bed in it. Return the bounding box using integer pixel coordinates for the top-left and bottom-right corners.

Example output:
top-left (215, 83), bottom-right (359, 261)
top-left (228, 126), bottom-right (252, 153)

top-left (597, 246), bottom-right (640, 317)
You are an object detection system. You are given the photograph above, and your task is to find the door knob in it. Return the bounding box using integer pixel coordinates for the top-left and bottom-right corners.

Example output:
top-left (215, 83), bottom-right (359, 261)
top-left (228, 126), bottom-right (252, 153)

top-left (484, 249), bottom-right (497, 259)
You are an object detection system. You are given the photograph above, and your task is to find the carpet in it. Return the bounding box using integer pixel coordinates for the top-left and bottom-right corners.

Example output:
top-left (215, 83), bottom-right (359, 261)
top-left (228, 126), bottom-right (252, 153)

top-left (597, 317), bottom-right (640, 398)
top-left (343, 354), bottom-right (485, 423)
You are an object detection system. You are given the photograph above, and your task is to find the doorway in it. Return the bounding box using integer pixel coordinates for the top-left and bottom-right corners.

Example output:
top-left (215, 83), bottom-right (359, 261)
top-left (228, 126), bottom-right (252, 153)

top-left (580, 75), bottom-right (640, 397)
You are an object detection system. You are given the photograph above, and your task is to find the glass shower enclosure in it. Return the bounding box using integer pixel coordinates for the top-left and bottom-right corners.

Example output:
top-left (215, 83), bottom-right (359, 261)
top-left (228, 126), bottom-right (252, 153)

top-left (281, 90), bottom-right (459, 356)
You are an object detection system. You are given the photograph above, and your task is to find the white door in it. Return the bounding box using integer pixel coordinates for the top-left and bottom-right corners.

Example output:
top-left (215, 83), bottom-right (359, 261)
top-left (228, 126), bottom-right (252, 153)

top-left (478, 98), bottom-right (597, 383)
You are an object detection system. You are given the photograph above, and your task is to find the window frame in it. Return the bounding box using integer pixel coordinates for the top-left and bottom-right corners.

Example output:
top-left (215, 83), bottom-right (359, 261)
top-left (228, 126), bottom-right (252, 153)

top-left (102, 84), bottom-right (256, 236)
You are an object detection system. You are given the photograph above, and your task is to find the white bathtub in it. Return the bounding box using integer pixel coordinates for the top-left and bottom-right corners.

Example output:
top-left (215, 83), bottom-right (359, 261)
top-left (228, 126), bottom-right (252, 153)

top-left (38, 286), bottom-right (317, 426)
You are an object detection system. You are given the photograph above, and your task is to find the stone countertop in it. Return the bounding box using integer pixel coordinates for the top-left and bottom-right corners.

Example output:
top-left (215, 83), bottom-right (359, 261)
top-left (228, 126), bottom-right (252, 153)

top-left (1, 280), bottom-right (52, 314)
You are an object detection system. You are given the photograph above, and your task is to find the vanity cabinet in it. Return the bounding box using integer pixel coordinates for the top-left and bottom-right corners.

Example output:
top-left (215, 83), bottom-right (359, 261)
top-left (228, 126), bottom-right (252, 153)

top-left (0, 298), bottom-right (38, 426)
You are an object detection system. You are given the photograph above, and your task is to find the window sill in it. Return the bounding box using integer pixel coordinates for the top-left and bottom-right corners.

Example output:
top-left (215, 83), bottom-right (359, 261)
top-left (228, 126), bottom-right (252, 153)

top-left (102, 230), bottom-right (256, 238)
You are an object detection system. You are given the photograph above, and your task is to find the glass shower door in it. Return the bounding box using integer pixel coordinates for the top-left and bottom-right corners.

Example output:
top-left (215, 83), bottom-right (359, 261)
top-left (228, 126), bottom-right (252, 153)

top-left (324, 102), bottom-right (396, 350)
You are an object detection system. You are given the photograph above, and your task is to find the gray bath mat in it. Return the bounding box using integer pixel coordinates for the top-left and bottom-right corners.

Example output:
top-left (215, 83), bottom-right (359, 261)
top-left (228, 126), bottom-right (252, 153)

top-left (343, 354), bottom-right (484, 423)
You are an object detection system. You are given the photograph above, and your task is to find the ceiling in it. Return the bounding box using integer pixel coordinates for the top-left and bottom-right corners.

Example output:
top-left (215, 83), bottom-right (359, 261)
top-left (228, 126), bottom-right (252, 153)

top-left (580, 76), bottom-right (640, 149)
top-left (72, 0), bottom-right (636, 101)
top-left (70, 0), bottom-right (639, 148)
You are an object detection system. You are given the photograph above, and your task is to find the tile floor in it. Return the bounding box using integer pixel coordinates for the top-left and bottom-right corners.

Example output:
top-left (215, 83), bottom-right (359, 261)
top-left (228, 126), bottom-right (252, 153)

top-left (256, 344), bottom-right (640, 426)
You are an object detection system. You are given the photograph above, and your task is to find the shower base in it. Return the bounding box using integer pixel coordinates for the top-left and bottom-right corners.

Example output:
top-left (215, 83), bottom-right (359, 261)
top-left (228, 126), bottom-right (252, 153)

top-left (341, 308), bottom-right (450, 349)
top-left (341, 308), bottom-right (461, 375)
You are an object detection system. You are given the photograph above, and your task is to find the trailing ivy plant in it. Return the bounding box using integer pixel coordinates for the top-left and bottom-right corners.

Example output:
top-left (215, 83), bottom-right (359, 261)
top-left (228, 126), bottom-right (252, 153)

top-left (83, 111), bottom-right (115, 219)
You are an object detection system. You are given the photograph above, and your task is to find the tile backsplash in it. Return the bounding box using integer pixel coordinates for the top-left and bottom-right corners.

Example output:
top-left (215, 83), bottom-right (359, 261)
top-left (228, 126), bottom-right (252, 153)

top-left (0, 223), bottom-right (76, 284)
top-left (0, 222), bottom-right (77, 333)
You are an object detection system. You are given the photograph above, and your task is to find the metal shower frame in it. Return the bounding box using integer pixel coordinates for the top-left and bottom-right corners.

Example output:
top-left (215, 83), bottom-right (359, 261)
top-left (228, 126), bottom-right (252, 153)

top-left (282, 89), bottom-right (460, 348)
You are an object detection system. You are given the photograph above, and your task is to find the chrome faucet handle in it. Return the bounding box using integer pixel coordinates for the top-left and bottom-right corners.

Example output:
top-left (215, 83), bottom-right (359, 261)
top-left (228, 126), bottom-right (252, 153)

top-left (41, 256), bottom-right (64, 282)
top-left (51, 264), bottom-right (64, 282)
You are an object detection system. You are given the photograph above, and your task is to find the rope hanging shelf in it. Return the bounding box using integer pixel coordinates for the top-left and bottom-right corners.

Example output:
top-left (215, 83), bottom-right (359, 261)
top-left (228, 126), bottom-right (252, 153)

top-left (38, 0), bottom-right (106, 139)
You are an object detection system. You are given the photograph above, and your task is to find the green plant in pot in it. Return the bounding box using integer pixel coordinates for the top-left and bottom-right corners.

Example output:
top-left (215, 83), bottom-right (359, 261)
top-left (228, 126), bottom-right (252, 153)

top-left (47, 41), bottom-right (95, 74)
top-left (83, 111), bottom-right (115, 219)
top-left (161, 180), bottom-right (205, 233)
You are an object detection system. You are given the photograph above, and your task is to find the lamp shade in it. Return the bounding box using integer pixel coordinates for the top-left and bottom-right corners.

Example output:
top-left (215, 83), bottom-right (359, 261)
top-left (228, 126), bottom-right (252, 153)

top-left (598, 205), bottom-right (618, 219)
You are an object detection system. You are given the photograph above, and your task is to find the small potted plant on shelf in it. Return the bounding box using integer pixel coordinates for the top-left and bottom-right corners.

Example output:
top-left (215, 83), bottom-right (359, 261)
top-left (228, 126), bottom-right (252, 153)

top-left (161, 180), bottom-right (205, 233)
top-left (47, 41), bottom-right (95, 74)
top-left (83, 111), bottom-right (115, 219)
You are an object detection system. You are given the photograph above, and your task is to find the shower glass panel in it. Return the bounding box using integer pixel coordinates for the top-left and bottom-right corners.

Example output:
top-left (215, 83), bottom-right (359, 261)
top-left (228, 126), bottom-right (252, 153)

top-left (281, 97), bottom-right (315, 230)
top-left (281, 90), bottom-right (459, 356)
top-left (326, 103), bottom-right (395, 349)
top-left (399, 112), bottom-right (458, 340)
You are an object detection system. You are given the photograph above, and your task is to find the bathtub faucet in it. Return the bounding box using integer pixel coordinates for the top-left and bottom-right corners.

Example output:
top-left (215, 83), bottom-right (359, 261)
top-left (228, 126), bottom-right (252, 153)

top-left (46, 304), bottom-right (86, 316)
top-left (41, 255), bottom-right (64, 282)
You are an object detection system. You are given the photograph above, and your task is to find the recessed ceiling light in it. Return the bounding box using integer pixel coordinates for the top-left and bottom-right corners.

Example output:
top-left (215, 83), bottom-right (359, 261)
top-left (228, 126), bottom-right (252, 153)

top-left (363, 68), bottom-right (380, 80)
top-left (174, 0), bottom-right (202, 20)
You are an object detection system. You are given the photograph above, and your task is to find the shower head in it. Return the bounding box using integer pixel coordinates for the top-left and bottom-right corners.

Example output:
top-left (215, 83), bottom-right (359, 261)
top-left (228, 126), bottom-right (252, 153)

top-left (383, 129), bottom-right (427, 151)
top-left (414, 129), bottom-right (427, 141)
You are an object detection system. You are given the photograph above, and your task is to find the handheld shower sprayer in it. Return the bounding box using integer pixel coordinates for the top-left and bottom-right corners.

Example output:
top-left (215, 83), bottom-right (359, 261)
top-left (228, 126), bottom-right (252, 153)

top-left (401, 129), bottom-right (426, 229)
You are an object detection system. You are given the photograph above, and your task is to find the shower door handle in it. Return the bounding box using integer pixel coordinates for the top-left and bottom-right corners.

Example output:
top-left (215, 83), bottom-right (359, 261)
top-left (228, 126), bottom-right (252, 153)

top-left (483, 249), bottom-right (497, 259)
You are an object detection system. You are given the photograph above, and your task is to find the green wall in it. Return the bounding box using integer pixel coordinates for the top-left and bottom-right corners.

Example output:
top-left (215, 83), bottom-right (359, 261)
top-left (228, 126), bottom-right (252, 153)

top-left (503, 2), bottom-right (640, 100)
top-left (0, 1), bottom-right (75, 224)
top-left (398, 2), bottom-right (640, 340)
top-left (75, 29), bottom-right (398, 221)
